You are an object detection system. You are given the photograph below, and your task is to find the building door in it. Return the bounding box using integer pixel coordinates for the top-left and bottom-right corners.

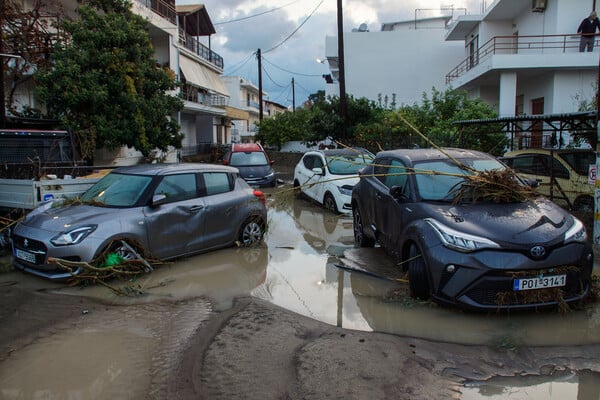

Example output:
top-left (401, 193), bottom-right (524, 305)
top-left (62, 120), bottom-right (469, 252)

top-left (531, 97), bottom-right (544, 148)
top-left (468, 35), bottom-right (479, 69)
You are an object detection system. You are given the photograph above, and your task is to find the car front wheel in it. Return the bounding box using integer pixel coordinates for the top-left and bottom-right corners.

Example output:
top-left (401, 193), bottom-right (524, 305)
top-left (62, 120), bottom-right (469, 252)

top-left (407, 243), bottom-right (430, 300)
top-left (323, 193), bottom-right (338, 214)
top-left (353, 206), bottom-right (375, 247)
top-left (239, 217), bottom-right (265, 246)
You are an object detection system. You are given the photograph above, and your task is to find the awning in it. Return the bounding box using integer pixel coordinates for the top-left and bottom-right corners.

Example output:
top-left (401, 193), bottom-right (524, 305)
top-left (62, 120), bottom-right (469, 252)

top-left (224, 106), bottom-right (249, 120)
top-left (179, 56), bottom-right (229, 97)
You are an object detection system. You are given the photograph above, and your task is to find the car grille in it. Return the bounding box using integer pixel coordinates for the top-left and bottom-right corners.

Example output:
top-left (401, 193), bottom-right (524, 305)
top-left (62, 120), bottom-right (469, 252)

top-left (12, 234), bottom-right (47, 265)
top-left (463, 268), bottom-right (586, 306)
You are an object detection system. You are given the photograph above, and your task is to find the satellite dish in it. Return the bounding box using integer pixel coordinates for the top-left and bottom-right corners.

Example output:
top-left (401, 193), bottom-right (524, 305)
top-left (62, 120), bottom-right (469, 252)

top-left (358, 23), bottom-right (369, 32)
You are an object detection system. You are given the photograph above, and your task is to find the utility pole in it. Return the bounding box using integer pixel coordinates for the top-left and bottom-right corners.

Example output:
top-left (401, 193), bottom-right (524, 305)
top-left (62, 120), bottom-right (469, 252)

top-left (337, 0), bottom-right (347, 140)
top-left (257, 48), bottom-right (263, 122)
top-left (0, 0), bottom-right (6, 129)
top-left (292, 77), bottom-right (295, 111)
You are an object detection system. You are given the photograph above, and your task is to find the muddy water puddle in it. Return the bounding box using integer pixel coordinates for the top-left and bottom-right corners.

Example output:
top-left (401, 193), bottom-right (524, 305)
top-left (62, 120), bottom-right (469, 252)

top-left (2, 195), bottom-right (600, 399)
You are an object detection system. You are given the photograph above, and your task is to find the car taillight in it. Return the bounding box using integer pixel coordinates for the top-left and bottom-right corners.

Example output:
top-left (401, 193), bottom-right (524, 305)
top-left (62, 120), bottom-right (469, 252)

top-left (253, 190), bottom-right (266, 205)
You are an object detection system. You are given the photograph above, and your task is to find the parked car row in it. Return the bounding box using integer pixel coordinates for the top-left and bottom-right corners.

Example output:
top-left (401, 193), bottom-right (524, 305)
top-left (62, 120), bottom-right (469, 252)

top-left (8, 145), bottom-right (596, 313)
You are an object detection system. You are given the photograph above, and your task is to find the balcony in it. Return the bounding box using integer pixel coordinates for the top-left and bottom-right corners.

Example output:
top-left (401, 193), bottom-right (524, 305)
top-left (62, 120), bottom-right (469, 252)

top-left (446, 34), bottom-right (599, 84)
top-left (179, 31), bottom-right (224, 70)
top-left (181, 83), bottom-right (228, 107)
top-left (134, 0), bottom-right (176, 25)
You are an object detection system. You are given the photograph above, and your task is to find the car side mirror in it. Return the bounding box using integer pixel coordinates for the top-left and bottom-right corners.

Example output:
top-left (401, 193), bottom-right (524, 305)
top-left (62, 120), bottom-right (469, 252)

top-left (389, 185), bottom-right (408, 201)
top-left (151, 194), bottom-right (167, 207)
top-left (522, 177), bottom-right (539, 189)
top-left (312, 167), bottom-right (324, 175)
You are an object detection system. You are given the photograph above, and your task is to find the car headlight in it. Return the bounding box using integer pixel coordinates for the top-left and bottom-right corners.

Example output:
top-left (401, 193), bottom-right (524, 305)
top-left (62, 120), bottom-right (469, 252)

top-left (51, 225), bottom-right (97, 246)
top-left (425, 218), bottom-right (500, 253)
top-left (337, 185), bottom-right (353, 196)
top-left (564, 218), bottom-right (587, 244)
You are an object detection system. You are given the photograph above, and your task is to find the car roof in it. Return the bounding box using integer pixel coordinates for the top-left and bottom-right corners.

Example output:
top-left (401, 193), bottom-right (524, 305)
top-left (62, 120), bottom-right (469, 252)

top-left (504, 148), bottom-right (597, 156)
top-left (232, 143), bottom-right (263, 152)
top-left (375, 148), bottom-right (493, 163)
top-left (307, 148), bottom-right (374, 157)
top-left (111, 163), bottom-right (239, 176)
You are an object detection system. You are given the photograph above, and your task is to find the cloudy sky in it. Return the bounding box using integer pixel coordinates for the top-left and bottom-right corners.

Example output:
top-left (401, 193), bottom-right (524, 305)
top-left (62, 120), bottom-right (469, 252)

top-left (177, 0), bottom-right (482, 107)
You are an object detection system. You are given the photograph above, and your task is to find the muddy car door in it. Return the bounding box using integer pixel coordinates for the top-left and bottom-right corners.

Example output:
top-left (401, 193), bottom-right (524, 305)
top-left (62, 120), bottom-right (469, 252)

top-left (144, 173), bottom-right (206, 259)
top-left (195, 171), bottom-right (241, 250)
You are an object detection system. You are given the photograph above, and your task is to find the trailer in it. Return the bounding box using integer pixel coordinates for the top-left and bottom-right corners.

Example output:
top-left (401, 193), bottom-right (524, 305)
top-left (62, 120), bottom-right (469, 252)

top-left (0, 176), bottom-right (100, 211)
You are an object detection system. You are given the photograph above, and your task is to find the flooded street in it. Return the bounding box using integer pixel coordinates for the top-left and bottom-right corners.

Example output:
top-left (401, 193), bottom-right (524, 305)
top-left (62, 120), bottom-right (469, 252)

top-left (1, 186), bottom-right (599, 399)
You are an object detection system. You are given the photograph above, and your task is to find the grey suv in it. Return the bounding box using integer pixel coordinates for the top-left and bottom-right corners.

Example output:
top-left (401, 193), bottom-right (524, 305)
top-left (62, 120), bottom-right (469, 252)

top-left (351, 148), bottom-right (593, 311)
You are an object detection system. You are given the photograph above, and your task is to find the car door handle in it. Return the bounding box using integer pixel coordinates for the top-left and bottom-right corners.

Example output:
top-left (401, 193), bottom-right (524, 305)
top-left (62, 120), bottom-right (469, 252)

top-left (189, 205), bottom-right (204, 213)
top-left (375, 192), bottom-right (382, 200)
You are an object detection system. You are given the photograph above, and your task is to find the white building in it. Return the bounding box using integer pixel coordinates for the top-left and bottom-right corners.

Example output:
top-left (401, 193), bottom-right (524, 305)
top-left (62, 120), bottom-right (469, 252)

top-left (445, 0), bottom-right (597, 119)
top-left (222, 76), bottom-right (262, 143)
top-left (324, 16), bottom-right (465, 107)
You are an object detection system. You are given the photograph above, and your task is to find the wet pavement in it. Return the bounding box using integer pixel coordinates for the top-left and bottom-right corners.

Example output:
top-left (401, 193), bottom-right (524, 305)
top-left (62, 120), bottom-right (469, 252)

top-left (1, 184), bottom-right (599, 399)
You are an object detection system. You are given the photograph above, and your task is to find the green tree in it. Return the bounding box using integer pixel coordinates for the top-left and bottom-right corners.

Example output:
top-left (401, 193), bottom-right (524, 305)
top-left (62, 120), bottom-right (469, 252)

top-left (35, 0), bottom-right (183, 160)
top-left (398, 88), bottom-right (505, 155)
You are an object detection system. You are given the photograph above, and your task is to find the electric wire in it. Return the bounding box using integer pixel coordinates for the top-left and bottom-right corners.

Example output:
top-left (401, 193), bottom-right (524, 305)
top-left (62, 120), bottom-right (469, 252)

top-left (213, 0), bottom-right (301, 25)
top-left (263, 0), bottom-right (325, 54)
top-left (261, 55), bottom-right (323, 77)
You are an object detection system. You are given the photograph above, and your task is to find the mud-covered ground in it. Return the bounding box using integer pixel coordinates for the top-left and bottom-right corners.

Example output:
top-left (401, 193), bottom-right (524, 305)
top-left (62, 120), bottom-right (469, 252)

top-left (0, 265), bottom-right (599, 400)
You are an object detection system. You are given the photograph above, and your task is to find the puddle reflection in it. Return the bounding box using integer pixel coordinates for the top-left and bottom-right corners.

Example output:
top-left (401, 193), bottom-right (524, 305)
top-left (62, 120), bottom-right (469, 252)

top-left (264, 198), bottom-right (600, 347)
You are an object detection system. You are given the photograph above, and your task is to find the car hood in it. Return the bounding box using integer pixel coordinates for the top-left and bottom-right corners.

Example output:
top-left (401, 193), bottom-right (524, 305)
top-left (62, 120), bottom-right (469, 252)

top-left (235, 165), bottom-right (273, 179)
top-left (22, 203), bottom-right (125, 232)
top-left (420, 197), bottom-right (575, 246)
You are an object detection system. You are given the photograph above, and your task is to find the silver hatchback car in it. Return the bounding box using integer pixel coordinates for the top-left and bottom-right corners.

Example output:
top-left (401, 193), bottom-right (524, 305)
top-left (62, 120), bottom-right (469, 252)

top-left (12, 163), bottom-right (268, 280)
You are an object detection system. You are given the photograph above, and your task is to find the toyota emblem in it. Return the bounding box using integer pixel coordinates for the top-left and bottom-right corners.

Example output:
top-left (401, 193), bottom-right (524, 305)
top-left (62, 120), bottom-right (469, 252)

top-left (530, 245), bottom-right (546, 258)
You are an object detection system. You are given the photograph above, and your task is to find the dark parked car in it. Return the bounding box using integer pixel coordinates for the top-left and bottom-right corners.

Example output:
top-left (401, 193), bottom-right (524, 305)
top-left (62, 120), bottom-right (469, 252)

top-left (12, 163), bottom-right (268, 280)
top-left (351, 148), bottom-right (593, 311)
top-left (222, 143), bottom-right (276, 187)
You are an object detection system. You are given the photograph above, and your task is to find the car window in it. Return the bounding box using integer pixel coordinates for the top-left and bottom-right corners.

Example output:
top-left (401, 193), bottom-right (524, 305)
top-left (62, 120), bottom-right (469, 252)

top-left (559, 151), bottom-right (596, 176)
top-left (230, 151), bottom-right (268, 166)
top-left (204, 172), bottom-right (232, 195)
top-left (154, 173), bottom-right (198, 204)
top-left (302, 155), bottom-right (323, 170)
top-left (325, 154), bottom-right (373, 175)
top-left (81, 172), bottom-right (153, 207)
top-left (384, 160), bottom-right (410, 197)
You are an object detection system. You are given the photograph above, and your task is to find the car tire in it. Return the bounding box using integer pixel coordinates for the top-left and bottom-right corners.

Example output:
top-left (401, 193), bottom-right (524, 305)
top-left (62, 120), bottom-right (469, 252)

top-left (104, 240), bottom-right (141, 264)
top-left (408, 243), bottom-right (430, 300)
top-left (293, 180), bottom-right (302, 197)
top-left (353, 206), bottom-right (375, 248)
top-left (323, 193), bottom-right (339, 214)
top-left (239, 217), bottom-right (265, 246)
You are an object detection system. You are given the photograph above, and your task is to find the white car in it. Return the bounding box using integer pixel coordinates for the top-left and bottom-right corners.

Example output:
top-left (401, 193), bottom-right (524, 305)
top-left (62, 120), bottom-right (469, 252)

top-left (293, 148), bottom-right (374, 213)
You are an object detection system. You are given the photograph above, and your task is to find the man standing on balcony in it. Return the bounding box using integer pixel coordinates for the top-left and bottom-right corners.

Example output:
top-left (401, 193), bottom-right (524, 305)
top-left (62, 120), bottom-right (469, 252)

top-left (578, 11), bottom-right (600, 52)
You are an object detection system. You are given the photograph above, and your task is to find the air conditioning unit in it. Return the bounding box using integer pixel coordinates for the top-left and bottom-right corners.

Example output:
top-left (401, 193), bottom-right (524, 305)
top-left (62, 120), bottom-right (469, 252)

top-left (532, 0), bottom-right (547, 12)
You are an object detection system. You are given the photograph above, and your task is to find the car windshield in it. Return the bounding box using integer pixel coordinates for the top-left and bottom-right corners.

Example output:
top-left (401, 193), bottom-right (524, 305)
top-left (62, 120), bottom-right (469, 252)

top-left (326, 153), bottom-right (374, 175)
top-left (413, 158), bottom-right (506, 201)
top-left (230, 151), bottom-right (268, 166)
top-left (81, 172), bottom-right (153, 207)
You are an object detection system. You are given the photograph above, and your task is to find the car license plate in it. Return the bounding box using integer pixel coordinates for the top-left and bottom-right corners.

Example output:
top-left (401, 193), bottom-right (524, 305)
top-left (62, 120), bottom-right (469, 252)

top-left (15, 248), bottom-right (36, 264)
top-left (513, 274), bottom-right (566, 291)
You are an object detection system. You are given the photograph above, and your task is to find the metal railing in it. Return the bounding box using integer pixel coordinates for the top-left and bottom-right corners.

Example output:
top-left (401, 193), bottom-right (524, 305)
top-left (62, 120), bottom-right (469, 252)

top-left (446, 34), bottom-right (598, 84)
top-left (181, 84), bottom-right (228, 107)
top-left (179, 31), bottom-right (224, 69)
top-left (134, 0), bottom-right (177, 24)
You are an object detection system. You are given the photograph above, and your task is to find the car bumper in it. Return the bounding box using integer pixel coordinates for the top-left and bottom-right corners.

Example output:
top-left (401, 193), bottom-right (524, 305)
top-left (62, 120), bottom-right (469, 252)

top-left (418, 231), bottom-right (594, 311)
top-left (11, 223), bottom-right (103, 280)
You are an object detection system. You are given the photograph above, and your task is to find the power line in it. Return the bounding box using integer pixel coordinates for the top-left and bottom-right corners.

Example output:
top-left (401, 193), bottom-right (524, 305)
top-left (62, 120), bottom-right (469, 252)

top-left (213, 0), bottom-right (301, 25)
top-left (261, 63), bottom-right (288, 88)
top-left (261, 55), bottom-right (322, 77)
top-left (264, 0), bottom-right (325, 54)
top-left (223, 52), bottom-right (255, 76)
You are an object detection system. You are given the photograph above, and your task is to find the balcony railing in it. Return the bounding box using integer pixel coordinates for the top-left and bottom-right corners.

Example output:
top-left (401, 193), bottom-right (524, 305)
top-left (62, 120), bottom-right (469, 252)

top-left (179, 31), bottom-right (224, 69)
top-left (182, 83), bottom-right (228, 107)
top-left (446, 34), bottom-right (598, 84)
top-left (134, 0), bottom-right (177, 24)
